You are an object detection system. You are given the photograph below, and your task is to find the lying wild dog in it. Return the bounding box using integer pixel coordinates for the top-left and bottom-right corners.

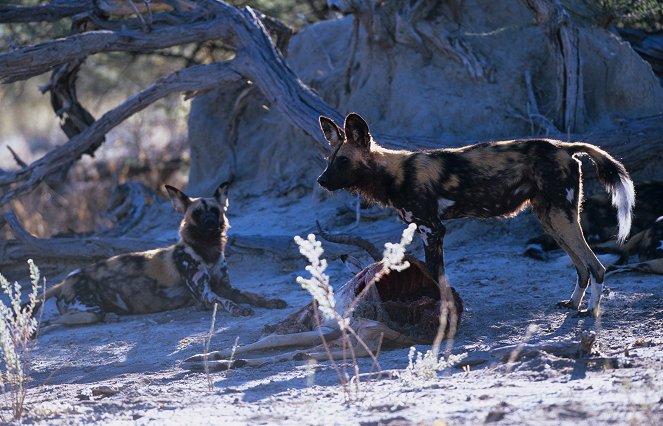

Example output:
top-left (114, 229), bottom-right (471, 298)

top-left (606, 216), bottom-right (663, 275)
top-left (35, 182), bottom-right (286, 328)
top-left (525, 180), bottom-right (663, 260)
top-left (316, 113), bottom-right (635, 317)
top-left (185, 254), bottom-right (463, 370)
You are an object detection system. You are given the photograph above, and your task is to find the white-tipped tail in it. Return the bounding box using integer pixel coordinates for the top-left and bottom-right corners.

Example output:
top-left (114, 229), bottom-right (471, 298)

top-left (611, 175), bottom-right (635, 244)
top-left (568, 142), bottom-right (635, 244)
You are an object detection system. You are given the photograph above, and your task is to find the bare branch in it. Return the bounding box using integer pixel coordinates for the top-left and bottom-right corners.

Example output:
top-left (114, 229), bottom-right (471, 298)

top-left (457, 330), bottom-right (597, 367)
top-left (0, 62), bottom-right (242, 205)
top-left (315, 221), bottom-right (382, 261)
top-left (6, 146), bottom-right (27, 168)
top-left (0, 1), bottom-right (91, 23)
top-left (43, 60), bottom-right (104, 157)
top-left (228, 7), bottom-right (342, 149)
top-left (0, 18), bottom-right (235, 83)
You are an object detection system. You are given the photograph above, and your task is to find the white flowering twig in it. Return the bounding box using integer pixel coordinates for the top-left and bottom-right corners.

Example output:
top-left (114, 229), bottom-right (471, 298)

top-left (294, 224), bottom-right (419, 400)
top-left (294, 234), bottom-right (336, 323)
top-left (381, 223), bottom-right (417, 273)
top-left (0, 259), bottom-right (42, 421)
top-left (347, 223), bottom-right (417, 317)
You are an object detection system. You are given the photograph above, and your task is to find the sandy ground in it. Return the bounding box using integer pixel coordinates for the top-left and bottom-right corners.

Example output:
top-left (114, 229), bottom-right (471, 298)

top-left (8, 191), bottom-right (663, 425)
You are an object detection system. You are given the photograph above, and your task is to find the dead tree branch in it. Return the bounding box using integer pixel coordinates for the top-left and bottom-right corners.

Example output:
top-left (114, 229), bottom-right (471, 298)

top-left (0, 1), bottom-right (342, 208)
top-left (0, 0), bottom-right (195, 23)
top-left (315, 220), bottom-right (383, 261)
top-left (6, 146), bottom-right (27, 168)
top-left (0, 1), bottom-right (91, 23)
top-left (1, 211), bottom-right (160, 264)
top-left (0, 62), bottom-right (242, 206)
top-left (0, 19), bottom-right (235, 83)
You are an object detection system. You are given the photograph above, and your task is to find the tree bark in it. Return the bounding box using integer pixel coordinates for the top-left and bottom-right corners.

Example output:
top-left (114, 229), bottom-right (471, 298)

top-left (0, 1), bottom-right (340, 208)
top-left (524, 0), bottom-right (585, 132)
top-left (0, 19), bottom-right (235, 83)
top-left (0, 62), bottom-right (243, 206)
top-left (0, 1), bottom-right (90, 23)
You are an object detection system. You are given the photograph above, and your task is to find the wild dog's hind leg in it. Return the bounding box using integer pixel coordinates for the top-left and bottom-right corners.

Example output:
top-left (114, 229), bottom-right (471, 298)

top-left (535, 206), bottom-right (606, 316)
top-left (51, 293), bottom-right (106, 327)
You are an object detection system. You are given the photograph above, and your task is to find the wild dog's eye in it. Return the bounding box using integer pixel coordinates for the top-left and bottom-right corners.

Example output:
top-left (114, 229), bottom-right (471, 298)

top-left (192, 209), bottom-right (203, 219)
top-left (336, 156), bottom-right (349, 164)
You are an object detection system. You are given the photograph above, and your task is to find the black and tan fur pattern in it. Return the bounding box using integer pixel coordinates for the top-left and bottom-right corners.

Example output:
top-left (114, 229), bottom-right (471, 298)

top-left (525, 181), bottom-right (663, 275)
top-left (525, 180), bottom-right (663, 260)
top-left (317, 113), bottom-right (635, 317)
top-left (37, 183), bottom-right (286, 328)
top-left (606, 216), bottom-right (663, 275)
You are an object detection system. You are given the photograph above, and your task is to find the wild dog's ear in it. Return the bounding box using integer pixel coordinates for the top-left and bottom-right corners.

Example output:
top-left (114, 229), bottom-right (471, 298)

top-left (319, 116), bottom-right (344, 149)
top-left (165, 185), bottom-right (191, 214)
top-left (344, 113), bottom-right (371, 151)
top-left (214, 181), bottom-right (230, 209)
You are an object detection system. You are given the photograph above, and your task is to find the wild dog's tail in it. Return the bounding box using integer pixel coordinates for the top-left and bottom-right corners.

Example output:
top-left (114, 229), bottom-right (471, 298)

top-left (566, 143), bottom-right (635, 243)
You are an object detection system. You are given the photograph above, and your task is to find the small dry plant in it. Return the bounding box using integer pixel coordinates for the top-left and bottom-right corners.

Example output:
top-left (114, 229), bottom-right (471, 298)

top-left (294, 223), bottom-right (417, 400)
top-left (397, 257), bottom-right (465, 386)
top-left (0, 259), bottom-right (42, 421)
top-left (202, 303), bottom-right (239, 392)
top-left (203, 302), bottom-right (219, 392)
top-left (397, 291), bottom-right (466, 386)
top-left (399, 346), bottom-right (467, 386)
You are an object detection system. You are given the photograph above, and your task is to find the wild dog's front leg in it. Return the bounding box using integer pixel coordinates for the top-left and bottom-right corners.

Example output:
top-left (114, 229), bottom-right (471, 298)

top-left (419, 224), bottom-right (447, 283)
top-left (174, 247), bottom-right (253, 316)
top-left (213, 267), bottom-right (287, 309)
top-left (191, 270), bottom-right (253, 316)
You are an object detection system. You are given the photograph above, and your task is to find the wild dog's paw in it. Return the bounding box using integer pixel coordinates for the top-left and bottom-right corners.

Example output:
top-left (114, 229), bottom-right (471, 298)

top-left (556, 300), bottom-right (577, 310)
top-left (577, 308), bottom-right (601, 318)
top-left (232, 306), bottom-right (254, 317)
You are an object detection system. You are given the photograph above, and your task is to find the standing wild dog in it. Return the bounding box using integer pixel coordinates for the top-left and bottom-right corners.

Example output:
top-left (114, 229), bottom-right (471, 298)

top-left (36, 182), bottom-right (286, 328)
top-left (317, 113), bottom-right (635, 317)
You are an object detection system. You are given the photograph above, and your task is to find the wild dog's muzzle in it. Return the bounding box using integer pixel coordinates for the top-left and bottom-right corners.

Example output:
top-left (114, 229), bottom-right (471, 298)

top-left (200, 213), bottom-right (221, 232)
top-left (317, 173), bottom-right (331, 189)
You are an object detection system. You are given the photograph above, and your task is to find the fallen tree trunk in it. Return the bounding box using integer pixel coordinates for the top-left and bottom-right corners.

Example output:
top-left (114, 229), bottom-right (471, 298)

top-left (0, 211), bottom-right (378, 268)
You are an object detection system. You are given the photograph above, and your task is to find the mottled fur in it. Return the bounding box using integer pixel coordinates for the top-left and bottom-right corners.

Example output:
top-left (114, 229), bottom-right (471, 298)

top-left (37, 183), bottom-right (286, 328)
top-left (606, 215), bottom-right (663, 275)
top-left (526, 181), bottom-right (663, 263)
top-left (317, 113), bottom-right (635, 316)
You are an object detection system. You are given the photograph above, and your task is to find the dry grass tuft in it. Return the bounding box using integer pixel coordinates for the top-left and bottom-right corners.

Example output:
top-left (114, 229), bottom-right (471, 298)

top-left (0, 259), bottom-right (42, 421)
